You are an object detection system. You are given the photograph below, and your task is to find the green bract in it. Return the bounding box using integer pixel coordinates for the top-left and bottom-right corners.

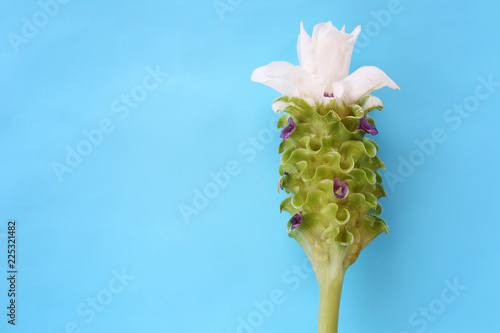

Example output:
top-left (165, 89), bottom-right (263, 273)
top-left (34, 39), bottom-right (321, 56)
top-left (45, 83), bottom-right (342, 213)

top-left (276, 95), bottom-right (389, 272)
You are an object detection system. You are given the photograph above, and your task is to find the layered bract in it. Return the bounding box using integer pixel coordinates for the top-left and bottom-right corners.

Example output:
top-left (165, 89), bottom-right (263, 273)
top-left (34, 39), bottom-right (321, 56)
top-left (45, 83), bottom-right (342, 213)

top-left (276, 95), bottom-right (389, 272)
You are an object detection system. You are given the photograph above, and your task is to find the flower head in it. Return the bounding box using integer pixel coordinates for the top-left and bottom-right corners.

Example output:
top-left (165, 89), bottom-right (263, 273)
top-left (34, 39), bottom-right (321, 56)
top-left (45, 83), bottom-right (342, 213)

top-left (359, 116), bottom-right (378, 135)
top-left (290, 211), bottom-right (303, 230)
top-left (333, 178), bottom-right (348, 199)
top-left (251, 22), bottom-right (399, 106)
top-left (280, 117), bottom-right (296, 139)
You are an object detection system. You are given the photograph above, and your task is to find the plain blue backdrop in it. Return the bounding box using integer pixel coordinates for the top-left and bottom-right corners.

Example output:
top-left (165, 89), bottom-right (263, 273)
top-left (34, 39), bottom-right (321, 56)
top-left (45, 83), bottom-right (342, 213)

top-left (1, 0), bottom-right (499, 332)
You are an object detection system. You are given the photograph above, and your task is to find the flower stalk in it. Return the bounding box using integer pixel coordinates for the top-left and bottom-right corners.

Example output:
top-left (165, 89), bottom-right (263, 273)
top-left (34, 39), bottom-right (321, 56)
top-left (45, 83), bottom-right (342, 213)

top-left (316, 250), bottom-right (345, 333)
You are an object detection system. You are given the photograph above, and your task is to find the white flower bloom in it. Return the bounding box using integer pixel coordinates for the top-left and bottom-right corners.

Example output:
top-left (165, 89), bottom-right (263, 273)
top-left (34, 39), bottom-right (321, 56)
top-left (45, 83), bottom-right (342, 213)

top-left (251, 21), bottom-right (400, 108)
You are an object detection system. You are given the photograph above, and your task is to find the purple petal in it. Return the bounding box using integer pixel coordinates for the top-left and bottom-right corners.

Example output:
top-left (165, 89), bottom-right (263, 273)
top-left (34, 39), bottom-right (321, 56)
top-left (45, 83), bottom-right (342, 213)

top-left (324, 92), bottom-right (334, 98)
top-left (280, 117), bottom-right (296, 139)
top-left (290, 211), bottom-right (303, 230)
top-left (333, 178), bottom-right (348, 199)
top-left (359, 116), bottom-right (378, 135)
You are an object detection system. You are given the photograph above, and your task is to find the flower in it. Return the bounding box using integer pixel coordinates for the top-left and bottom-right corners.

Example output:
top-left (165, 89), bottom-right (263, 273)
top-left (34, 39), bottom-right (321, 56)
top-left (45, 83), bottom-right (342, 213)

top-left (280, 117), bottom-right (296, 139)
top-left (279, 172), bottom-right (289, 190)
top-left (333, 178), bottom-right (348, 199)
top-left (359, 116), bottom-right (378, 135)
top-left (251, 22), bottom-right (399, 106)
top-left (290, 211), bottom-right (303, 230)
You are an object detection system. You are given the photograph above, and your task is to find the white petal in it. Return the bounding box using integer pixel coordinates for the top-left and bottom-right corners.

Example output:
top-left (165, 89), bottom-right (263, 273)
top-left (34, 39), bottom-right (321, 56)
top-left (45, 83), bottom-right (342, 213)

top-left (312, 21), bottom-right (335, 40)
top-left (283, 65), bottom-right (315, 97)
top-left (338, 66), bottom-right (399, 104)
top-left (309, 22), bottom-right (360, 84)
top-left (331, 81), bottom-right (345, 99)
top-left (251, 61), bottom-right (299, 96)
top-left (297, 22), bottom-right (315, 74)
top-left (347, 25), bottom-right (361, 45)
top-left (319, 32), bottom-right (351, 83)
top-left (251, 61), bottom-right (315, 98)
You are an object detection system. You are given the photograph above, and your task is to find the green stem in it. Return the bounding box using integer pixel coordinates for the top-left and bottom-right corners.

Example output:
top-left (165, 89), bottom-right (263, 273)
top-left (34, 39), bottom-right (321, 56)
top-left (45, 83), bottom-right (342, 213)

top-left (291, 228), bottom-right (350, 332)
top-left (316, 246), bottom-right (347, 333)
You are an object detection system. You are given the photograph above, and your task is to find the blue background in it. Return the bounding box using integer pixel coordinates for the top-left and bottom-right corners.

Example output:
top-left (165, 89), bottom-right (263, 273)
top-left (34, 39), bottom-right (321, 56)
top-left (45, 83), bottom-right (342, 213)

top-left (1, 0), bottom-right (499, 332)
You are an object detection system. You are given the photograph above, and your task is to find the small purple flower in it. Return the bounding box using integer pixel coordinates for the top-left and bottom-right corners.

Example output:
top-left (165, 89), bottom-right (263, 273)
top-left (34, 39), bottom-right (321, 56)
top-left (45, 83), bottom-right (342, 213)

top-left (280, 117), bottom-right (296, 139)
top-left (280, 172), bottom-right (288, 190)
top-left (324, 92), bottom-right (334, 98)
top-left (359, 116), bottom-right (378, 135)
top-left (333, 178), bottom-right (348, 199)
top-left (290, 211), bottom-right (303, 230)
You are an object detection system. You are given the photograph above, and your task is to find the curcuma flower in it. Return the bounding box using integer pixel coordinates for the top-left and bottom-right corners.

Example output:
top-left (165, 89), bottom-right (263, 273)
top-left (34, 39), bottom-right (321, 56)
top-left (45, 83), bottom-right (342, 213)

top-left (289, 211), bottom-right (303, 230)
top-left (252, 21), bottom-right (399, 333)
top-left (333, 178), bottom-right (348, 199)
top-left (280, 117), bottom-right (296, 139)
top-left (359, 116), bottom-right (378, 135)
